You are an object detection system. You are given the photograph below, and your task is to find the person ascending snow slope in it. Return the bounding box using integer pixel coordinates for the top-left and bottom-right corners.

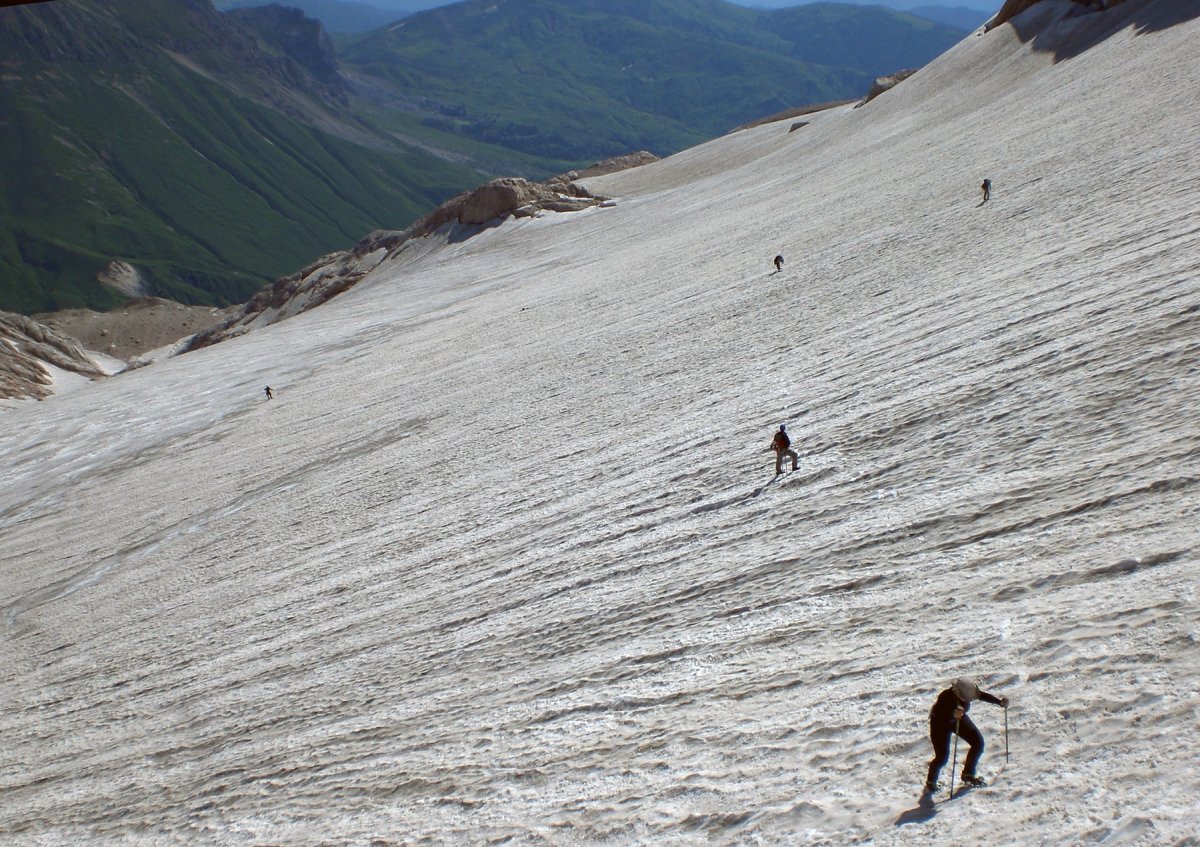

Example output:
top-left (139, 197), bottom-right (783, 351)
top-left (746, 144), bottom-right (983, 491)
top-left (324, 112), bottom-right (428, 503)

top-left (924, 677), bottom-right (1008, 794)
top-left (770, 424), bottom-right (798, 475)
top-left (773, 254), bottom-right (784, 272)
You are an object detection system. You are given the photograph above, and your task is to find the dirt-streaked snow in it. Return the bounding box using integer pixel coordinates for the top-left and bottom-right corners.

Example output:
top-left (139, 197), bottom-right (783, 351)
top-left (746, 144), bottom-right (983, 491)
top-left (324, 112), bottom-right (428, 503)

top-left (2, 2), bottom-right (1198, 845)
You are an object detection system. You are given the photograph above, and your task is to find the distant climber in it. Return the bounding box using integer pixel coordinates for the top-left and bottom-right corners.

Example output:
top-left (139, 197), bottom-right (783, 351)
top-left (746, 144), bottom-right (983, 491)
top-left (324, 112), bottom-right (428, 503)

top-left (769, 424), bottom-right (798, 475)
top-left (980, 178), bottom-right (991, 203)
top-left (923, 678), bottom-right (1008, 794)
top-left (264, 386), bottom-right (273, 400)
top-left (773, 254), bottom-right (784, 273)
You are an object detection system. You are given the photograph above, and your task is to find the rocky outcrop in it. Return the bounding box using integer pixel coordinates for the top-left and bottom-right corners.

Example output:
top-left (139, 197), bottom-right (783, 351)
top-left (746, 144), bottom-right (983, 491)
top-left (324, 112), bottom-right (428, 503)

top-left (96, 260), bottom-right (148, 299)
top-left (987, 0), bottom-right (1125, 31)
top-left (459, 179), bottom-right (546, 225)
top-left (180, 172), bottom-right (619, 354)
top-left (988, 0), bottom-right (1041, 29)
top-left (564, 151), bottom-right (660, 180)
top-left (0, 0), bottom-right (348, 113)
top-left (857, 69), bottom-right (919, 106)
top-left (227, 4), bottom-right (343, 94)
top-left (0, 313), bottom-right (106, 401)
top-left (411, 176), bottom-right (610, 235)
top-left (180, 229), bottom-right (408, 353)
top-left (732, 101), bottom-right (857, 133)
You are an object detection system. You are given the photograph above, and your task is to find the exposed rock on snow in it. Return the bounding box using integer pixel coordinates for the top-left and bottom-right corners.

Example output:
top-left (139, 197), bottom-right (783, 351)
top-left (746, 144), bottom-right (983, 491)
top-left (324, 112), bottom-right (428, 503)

top-left (181, 173), bottom-right (616, 353)
top-left (857, 69), bottom-right (920, 106)
top-left (990, 0), bottom-right (1048, 28)
top-left (732, 101), bottom-right (857, 132)
top-left (458, 179), bottom-right (532, 225)
top-left (180, 228), bottom-right (408, 353)
top-left (0, 312), bottom-right (106, 400)
top-left (563, 151), bottom-right (660, 179)
top-left (417, 176), bottom-right (609, 231)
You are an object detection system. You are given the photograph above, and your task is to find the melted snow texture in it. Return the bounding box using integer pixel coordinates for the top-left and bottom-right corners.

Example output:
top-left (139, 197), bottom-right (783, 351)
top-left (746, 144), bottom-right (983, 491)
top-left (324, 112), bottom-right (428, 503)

top-left (1, 3), bottom-right (1198, 845)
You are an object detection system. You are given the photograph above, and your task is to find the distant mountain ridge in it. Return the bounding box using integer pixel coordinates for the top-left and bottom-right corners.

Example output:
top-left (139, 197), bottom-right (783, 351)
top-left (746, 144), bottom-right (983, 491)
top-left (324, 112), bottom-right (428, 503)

top-left (222, 0), bottom-right (406, 33)
top-left (226, 3), bottom-right (343, 89)
top-left (339, 0), bottom-right (967, 160)
top-left (220, 0), bottom-right (995, 34)
top-left (908, 5), bottom-right (992, 29)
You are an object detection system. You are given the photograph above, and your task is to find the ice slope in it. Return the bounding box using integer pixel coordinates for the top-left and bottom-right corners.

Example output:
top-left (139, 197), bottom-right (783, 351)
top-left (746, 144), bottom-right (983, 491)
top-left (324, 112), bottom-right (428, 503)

top-left (2, 1), bottom-right (1198, 844)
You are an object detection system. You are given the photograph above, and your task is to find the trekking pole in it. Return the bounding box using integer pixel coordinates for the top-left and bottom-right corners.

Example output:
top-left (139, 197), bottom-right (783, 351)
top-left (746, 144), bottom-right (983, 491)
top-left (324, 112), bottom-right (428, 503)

top-left (1004, 705), bottom-right (1010, 764)
top-left (950, 717), bottom-right (960, 797)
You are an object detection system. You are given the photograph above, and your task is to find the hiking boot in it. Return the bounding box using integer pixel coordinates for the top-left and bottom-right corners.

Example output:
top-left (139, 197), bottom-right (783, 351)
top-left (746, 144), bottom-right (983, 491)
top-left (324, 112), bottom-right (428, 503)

top-left (922, 781), bottom-right (941, 794)
top-left (961, 775), bottom-right (986, 788)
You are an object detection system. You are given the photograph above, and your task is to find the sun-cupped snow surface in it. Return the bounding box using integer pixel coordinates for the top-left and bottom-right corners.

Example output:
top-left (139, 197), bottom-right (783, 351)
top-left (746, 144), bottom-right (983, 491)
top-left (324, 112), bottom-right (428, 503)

top-left (2, 2), bottom-right (1199, 845)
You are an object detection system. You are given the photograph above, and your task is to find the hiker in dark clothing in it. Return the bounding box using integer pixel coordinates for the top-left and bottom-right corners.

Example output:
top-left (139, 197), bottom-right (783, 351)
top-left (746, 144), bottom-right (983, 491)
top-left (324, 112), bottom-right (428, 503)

top-left (924, 678), bottom-right (1008, 793)
top-left (773, 254), bottom-right (784, 272)
top-left (264, 386), bottom-right (274, 400)
top-left (770, 424), bottom-right (798, 475)
top-left (980, 179), bottom-right (991, 203)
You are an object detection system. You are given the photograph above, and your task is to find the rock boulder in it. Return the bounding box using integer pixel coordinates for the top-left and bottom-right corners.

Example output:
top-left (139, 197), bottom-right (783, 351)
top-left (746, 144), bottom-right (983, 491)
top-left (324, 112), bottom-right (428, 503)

top-left (0, 312), bottom-right (106, 401)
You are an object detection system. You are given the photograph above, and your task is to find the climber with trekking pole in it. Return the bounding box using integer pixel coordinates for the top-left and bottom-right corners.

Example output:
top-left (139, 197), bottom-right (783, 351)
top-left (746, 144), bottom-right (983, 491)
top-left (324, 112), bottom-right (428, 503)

top-left (923, 677), bottom-right (1009, 797)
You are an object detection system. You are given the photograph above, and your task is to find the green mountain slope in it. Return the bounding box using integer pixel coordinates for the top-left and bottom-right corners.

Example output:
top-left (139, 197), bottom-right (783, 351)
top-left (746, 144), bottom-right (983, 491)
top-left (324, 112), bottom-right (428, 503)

top-left (0, 0), bottom-right (485, 314)
top-left (0, 0), bottom-right (966, 315)
top-left (340, 0), bottom-right (967, 160)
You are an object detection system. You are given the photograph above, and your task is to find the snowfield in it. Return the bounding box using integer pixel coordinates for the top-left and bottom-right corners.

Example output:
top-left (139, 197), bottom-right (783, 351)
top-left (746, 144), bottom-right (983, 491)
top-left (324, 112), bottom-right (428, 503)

top-left (2, 1), bottom-right (1198, 845)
